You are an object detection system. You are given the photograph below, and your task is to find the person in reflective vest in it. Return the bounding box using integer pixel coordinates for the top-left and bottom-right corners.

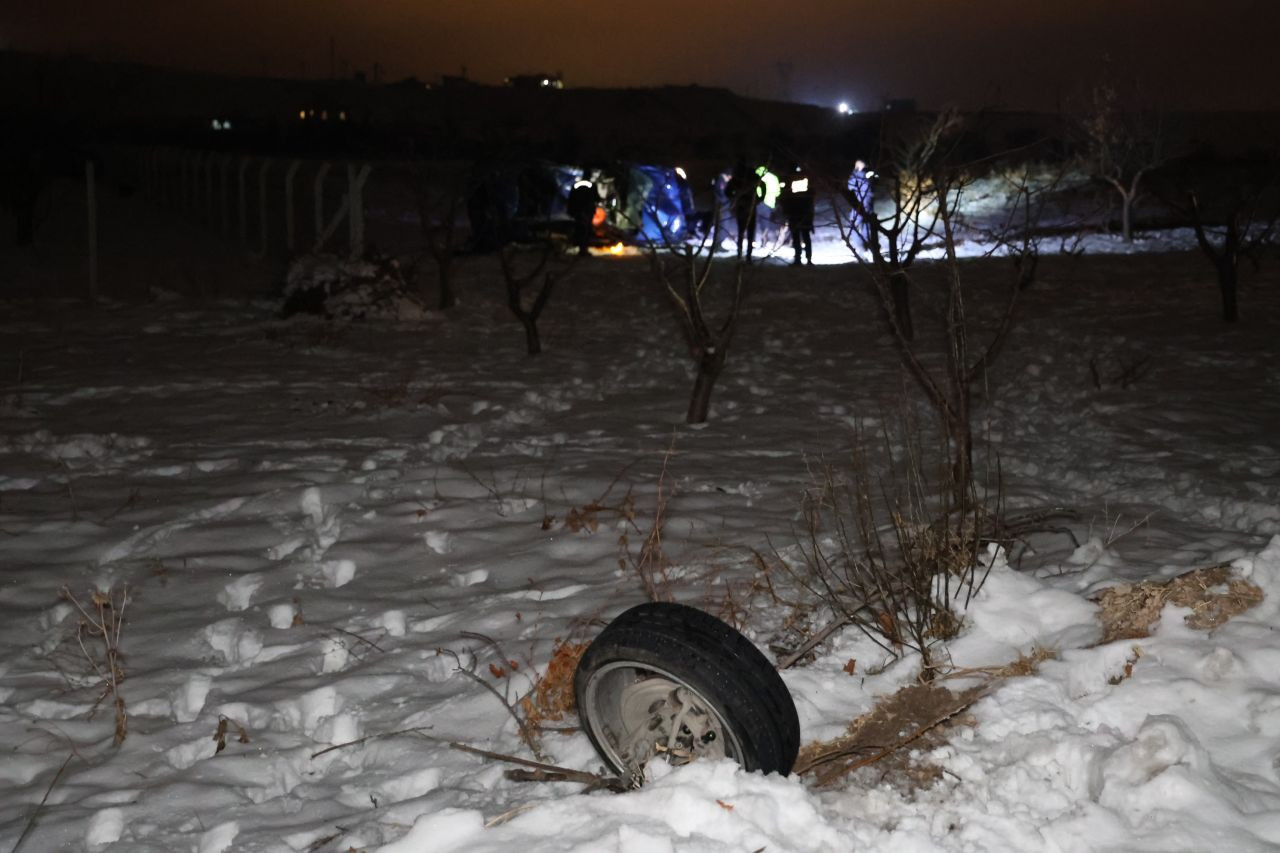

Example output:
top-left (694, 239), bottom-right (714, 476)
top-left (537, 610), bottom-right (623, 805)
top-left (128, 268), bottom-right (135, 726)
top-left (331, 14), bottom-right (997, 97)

top-left (780, 166), bottom-right (815, 266)
top-left (567, 173), bottom-right (599, 256)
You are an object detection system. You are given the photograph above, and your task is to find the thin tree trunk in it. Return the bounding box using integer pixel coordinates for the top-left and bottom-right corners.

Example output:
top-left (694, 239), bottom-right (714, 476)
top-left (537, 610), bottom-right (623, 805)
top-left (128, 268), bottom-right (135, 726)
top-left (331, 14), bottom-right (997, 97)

top-left (686, 351), bottom-right (724, 424)
top-left (437, 258), bottom-right (456, 310)
top-left (522, 316), bottom-right (542, 355)
top-left (890, 271), bottom-right (914, 341)
top-left (1218, 260), bottom-right (1238, 323)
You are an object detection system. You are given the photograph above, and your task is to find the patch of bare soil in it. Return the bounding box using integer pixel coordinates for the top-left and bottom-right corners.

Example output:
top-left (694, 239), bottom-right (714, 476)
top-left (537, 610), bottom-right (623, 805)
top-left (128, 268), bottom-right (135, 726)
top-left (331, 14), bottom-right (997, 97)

top-left (1093, 563), bottom-right (1264, 643)
top-left (795, 683), bottom-right (985, 791)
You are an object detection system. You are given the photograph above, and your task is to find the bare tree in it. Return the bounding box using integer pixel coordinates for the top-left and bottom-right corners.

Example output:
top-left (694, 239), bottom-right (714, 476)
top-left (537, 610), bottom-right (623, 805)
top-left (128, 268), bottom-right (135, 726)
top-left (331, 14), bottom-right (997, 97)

top-left (404, 161), bottom-right (470, 310)
top-left (1183, 159), bottom-right (1279, 323)
top-left (1079, 81), bottom-right (1165, 243)
top-left (852, 113), bottom-right (1041, 500)
top-left (498, 242), bottom-right (577, 355)
top-left (842, 111), bottom-right (960, 340)
top-left (644, 201), bottom-right (749, 425)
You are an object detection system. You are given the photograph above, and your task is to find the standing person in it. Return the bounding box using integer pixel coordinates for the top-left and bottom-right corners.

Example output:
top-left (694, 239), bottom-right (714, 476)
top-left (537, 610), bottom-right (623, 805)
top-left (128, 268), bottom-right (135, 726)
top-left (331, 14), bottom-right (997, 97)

top-left (754, 161), bottom-right (783, 248)
top-left (780, 165), bottom-right (815, 265)
top-left (725, 156), bottom-right (762, 261)
top-left (567, 170), bottom-right (599, 256)
top-left (847, 159), bottom-right (874, 252)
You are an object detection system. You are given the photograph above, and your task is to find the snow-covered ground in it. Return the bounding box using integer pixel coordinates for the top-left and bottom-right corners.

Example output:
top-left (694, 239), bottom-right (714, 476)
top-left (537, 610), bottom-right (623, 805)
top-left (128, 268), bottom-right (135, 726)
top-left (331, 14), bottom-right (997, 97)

top-left (2, 235), bottom-right (1279, 852)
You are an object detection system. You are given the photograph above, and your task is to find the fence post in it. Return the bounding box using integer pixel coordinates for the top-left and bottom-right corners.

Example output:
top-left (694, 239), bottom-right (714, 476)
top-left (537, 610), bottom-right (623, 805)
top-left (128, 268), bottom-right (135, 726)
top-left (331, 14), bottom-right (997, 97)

top-left (220, 155), bottom-right (231, 235)
top-left (285, 160), bottom-right (302, 252)
top-left (181, 151), bottom-right (192, 215)
top-left (238, 156), bottom-right (250, 247)
top-left (157, 149), bottom-right (167, 209)
top-left (162, 148), bottom-right (172, 210)
top-left (257, 159), bottom-right (271, 257)
top-left (153, 148), bottom-right (160, 206)
top-left (143, 148), bottom-right (154, 201)
top-left (347, 162), bottom-right (371, 258)
top-left (204, 152), bottom-right (216, 225)
top-left (86, 160), bottom-right (98, 300)
top-left (314, 161), bottom-right (331, 249)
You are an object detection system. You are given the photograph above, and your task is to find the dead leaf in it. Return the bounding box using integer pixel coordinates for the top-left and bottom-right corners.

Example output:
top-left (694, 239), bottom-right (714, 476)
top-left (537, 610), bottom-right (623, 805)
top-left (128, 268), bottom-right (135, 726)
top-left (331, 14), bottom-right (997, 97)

top-left (213, 717), bottom-right (228, 753)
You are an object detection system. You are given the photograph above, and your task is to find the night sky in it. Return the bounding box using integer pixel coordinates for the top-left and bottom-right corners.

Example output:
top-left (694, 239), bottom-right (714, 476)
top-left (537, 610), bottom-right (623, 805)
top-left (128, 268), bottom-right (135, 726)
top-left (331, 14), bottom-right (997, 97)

top-left (4, 0), bottom-right (1276, 111)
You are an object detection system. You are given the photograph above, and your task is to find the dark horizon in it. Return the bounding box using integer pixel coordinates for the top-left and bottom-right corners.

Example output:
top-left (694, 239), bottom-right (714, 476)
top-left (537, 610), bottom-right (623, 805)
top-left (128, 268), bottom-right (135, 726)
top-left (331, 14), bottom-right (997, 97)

top-left (4, 0), bottom-right (1278, 112)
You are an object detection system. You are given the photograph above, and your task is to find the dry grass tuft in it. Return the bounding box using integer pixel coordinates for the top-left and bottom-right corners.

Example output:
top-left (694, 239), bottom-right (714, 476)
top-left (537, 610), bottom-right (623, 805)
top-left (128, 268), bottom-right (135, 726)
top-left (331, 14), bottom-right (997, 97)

top-left (991, 645), bottom-right (1058, 677)
top-left (1093, 564), bottom-right (1264, 643)
top-left (520, 639), bottom-right (589, 729)
top-left (939, 645), bottom-right (1059, 683)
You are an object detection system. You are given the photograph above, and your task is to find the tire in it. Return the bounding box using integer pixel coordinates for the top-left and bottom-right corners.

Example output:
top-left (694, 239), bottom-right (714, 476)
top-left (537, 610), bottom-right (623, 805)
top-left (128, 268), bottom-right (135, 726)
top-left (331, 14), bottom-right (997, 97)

top-left (574, 602), bottom-right (800, 782)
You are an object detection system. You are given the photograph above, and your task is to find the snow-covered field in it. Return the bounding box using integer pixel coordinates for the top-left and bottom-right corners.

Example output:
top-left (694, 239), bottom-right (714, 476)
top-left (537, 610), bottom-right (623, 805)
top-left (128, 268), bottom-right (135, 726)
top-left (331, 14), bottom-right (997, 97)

top-left (2, 238), bottom-right (1280, 852)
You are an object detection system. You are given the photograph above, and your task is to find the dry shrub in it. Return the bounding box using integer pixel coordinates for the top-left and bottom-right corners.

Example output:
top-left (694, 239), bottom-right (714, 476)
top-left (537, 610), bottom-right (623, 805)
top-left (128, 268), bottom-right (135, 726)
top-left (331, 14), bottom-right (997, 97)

top-left (357, 367), bottom-right (446, 410)
top-left (787, 424), bottom-right (1003, 680)
top-left (59, 584), bottom-right (129, 746)
top-left (551, 493), bottom-right (636, 534)
top-left (1093, 564), bottom-right (1264, 643)
top-left (707, 549), bottom-right (801, 634)
top-left (618, 452), bottom-right (676, 603)
top-left (520, 639), bottom-right (589, 729)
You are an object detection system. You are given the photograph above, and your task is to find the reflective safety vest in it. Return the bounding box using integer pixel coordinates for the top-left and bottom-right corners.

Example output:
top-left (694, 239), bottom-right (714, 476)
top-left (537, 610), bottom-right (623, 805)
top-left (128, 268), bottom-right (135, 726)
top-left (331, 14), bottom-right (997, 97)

top-left (755, 166), bottom-right (781, 209)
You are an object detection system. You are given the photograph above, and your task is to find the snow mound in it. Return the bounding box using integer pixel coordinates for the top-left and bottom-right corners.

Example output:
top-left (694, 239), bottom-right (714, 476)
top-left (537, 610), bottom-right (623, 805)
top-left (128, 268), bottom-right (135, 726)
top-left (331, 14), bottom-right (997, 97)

top-left (282, 253), bottom-right (433, 321)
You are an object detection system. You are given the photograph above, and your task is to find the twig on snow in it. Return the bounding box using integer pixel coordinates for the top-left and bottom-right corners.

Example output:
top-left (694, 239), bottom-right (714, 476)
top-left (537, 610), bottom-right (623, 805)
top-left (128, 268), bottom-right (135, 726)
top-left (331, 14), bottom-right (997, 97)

top-left (10, 752), bottom-right (74, 853)
top-left (438, 646), bottom-right (545, 761)
top-left (310, 726), bottom-right (437, 759)
top-left (333, 626), bottom-right (386, 653)
top-left (805, 694), bottom-right (982, 787)
top-left (448, 741), bottom-right (627, 793)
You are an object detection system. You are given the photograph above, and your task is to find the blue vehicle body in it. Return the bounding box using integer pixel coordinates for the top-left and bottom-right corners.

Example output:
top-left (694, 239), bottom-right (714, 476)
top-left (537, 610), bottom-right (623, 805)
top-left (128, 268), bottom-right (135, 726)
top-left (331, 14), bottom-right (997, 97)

top-left (625, 164), bottom-right (697, 244)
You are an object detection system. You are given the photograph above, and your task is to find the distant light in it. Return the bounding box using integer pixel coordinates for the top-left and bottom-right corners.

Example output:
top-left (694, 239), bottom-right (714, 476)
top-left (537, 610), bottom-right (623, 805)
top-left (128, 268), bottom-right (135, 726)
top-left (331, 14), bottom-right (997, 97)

top-left (791, 178), bottom-right (809, 193)
top-left (608, 242), bottom-right (626, 255)
top-left (837, 101), bottom-right (852, 115)
top-left (541, 78), bottom-right (551, 87)
top-left (298, 109), bottom-right (306, 120)
top-left (675, 167), bottom-right (687, 180)
top-left (339, 110), bottom-right (347, 121)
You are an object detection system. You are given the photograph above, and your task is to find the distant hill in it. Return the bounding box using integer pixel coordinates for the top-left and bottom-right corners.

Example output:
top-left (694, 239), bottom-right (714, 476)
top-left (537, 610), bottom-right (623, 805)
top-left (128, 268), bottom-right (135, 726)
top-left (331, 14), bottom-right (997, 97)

top-left (3, 51), bottom-right (1277, 162)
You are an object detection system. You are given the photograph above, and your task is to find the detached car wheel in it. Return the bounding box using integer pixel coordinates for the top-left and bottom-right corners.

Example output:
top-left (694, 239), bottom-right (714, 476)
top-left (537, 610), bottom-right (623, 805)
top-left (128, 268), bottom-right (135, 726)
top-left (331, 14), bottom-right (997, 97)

top-left (574, 602), bottom-right (799, 782)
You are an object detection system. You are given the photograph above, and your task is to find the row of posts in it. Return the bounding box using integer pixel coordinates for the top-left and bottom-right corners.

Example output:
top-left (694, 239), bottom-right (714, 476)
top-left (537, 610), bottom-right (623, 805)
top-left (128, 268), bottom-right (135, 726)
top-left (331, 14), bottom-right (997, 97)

top-left (136, 148), bottom-right (373, 258)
